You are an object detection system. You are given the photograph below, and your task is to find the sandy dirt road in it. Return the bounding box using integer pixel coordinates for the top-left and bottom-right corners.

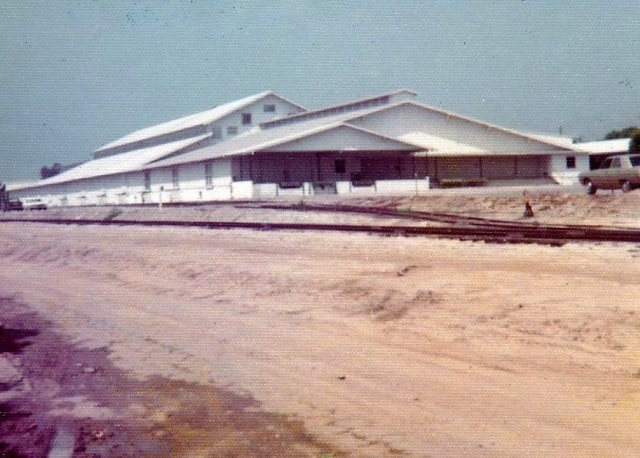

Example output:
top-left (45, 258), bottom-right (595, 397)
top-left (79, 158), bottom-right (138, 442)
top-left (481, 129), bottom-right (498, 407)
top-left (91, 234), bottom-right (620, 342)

top-left (2, 216), bottom-right (640, 456)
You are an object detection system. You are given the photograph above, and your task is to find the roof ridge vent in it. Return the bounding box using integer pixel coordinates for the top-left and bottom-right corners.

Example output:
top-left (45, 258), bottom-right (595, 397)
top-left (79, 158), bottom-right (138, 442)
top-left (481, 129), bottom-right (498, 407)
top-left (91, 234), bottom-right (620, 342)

top-left (261, 94), bottom-right (396, 130)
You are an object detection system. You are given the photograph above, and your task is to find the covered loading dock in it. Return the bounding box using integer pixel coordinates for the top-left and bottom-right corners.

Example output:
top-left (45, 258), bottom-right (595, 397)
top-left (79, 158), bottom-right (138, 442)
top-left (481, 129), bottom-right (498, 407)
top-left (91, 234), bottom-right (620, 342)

top-left (9, 89), bottom-right (589, 205)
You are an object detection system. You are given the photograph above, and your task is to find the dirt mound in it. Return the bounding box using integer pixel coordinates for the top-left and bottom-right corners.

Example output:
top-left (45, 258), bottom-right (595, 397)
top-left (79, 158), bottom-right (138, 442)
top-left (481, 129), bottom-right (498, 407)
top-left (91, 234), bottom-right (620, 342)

top-left (370, 191), bottom-right (640, 227)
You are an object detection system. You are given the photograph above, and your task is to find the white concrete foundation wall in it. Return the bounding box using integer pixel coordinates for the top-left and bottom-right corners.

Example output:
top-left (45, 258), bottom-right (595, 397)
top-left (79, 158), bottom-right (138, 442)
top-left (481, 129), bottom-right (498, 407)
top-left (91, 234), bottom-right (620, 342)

top-left (335, 181), bottom-right (352, 194)
top-left (253, 183), bottom-right (306, 198)
top-left (18, 177), bottom-right (433, 205)
top-left (231, 181), bottom-right (254, 200)
top-left (303, 182), bottom-right (314, 196)
top-left (376, 179), bottom-right (430, 194)
top-left (280, 186), bottom-right (306, 197)
top-left (349, 184), bottom-right (377, 194)
top-left (253, 183), bottom-right (278, 199)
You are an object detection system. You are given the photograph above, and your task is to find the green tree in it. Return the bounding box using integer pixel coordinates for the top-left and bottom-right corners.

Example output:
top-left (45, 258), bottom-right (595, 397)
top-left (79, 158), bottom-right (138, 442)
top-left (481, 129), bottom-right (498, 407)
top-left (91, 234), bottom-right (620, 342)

top-left (630, 132), bottom-right (640, 155)
top-left (604, 126), bottom-right (640, 140)
top-left (40, 162), bottom-right (62, 179)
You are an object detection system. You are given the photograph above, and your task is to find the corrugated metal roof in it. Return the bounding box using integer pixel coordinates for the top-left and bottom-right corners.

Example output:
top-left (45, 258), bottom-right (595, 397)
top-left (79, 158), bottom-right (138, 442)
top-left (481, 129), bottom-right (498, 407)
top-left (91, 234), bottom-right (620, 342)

top-left (95, 91), bottom-right (304, 153)
top-left (6, 181), bottom-right (39, 191)
top-left (24, 134), bottom-right (210, 189)
top-left (422, 149), bottom-right (570, 158)
top-left (352, 101), bottom-right (584, 152)
top-left (146, 122), bottom-right (420, 170)
top-left (398, 132), bottom-right (487, 154)
top-left (573, 138), bottom-right (630, 154)
top-left (264, 98), bottom-right (583, 153)
top-left (260, 89), bottom-right (417, 130)
top-left (526, 133), bottom-right (576, 147)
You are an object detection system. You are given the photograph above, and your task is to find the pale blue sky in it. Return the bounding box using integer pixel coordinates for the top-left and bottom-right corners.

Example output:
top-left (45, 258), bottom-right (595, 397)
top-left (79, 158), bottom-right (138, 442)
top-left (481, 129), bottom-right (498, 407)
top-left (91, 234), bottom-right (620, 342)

top-left (1, 1), bottom-right (638, 181)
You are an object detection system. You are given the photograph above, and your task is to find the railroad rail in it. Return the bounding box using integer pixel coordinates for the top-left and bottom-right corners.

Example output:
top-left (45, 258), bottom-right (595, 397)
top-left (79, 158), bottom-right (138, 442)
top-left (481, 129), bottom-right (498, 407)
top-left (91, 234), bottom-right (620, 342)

top-left (2, 208), bottom-right (640, 245)
top-left (236, 201), bottom-right (640, 244)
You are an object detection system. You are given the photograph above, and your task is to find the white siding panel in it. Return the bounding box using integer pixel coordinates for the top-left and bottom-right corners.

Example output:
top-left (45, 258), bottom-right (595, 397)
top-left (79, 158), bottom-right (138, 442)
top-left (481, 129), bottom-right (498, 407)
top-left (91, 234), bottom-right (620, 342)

top-left (212, 159), bottom-right (233, 186)
top-left (550, 154), bottom-right (589, 185)
top-left (352, 105), bottom-right (567, 154)
top-left (268, 127), bottom-right (415, 152)
top-left (253, 183), bottom-right (278, 199)
top-left (231, 181), bottom-right (253, 200)
top-left (376, 179), bottom-right (430, 194)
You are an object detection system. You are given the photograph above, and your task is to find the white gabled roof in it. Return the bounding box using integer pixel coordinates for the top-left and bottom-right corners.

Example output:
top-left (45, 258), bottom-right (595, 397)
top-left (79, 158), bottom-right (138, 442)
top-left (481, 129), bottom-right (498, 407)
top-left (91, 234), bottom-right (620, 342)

top-left (526, 133), bottom-right (576, 147)
top-left (95, 91), bottom-right (305, 154)
top-left (574, 138), bottom-right (630, 154)
top-left (351, 101), bottom-right (585, 152)
top-left (146, 122), bottom-right (420, 170)
top-left (261, 95), bottom-right (583, 153)
top-left (261, 89), bottom-right (417, 129)
top-left (22, 134), bottom-right (210, 189)
top-left (398, 132), bottom-right (487, 154)
top-left (6, 181), bottom-right (39, 191)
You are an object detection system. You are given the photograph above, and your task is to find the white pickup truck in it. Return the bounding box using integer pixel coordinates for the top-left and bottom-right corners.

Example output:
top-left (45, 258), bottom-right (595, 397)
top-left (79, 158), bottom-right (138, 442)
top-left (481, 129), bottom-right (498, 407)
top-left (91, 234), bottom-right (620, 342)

top-left (578, 154), bottom-right (640, 194)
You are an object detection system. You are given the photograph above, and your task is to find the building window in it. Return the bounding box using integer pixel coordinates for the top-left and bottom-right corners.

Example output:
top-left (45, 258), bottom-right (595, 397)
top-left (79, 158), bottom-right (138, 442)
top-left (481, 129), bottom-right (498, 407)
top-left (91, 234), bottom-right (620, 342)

top-left (263, 104), bottom-right (276, 113)
top-left (210, 126), bottom-right (222, 139)
top-left (335, 159), bottom-right (346, 174)
top-left (144, 171), bottom-right (151, 191)
top-left (241, 113), bottom-right (252, 125)
top-left (566, 156), bottom-right (576, 169)
top-left (205, 162), bottom-right (213, 188)
top-left (227, 126), bottom-right (238, 135)
top-left (172, 167), bottom-right (179, 189)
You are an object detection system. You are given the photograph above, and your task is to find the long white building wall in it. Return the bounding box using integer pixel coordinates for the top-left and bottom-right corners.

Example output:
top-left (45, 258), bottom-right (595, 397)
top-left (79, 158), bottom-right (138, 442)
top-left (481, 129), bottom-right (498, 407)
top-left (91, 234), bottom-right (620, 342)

top-left (141, 159), bottom-right (234, 203)
top-left (11, 151), bottom-right (580, 208)
top-left (549, 153), bottom-right (590, 185)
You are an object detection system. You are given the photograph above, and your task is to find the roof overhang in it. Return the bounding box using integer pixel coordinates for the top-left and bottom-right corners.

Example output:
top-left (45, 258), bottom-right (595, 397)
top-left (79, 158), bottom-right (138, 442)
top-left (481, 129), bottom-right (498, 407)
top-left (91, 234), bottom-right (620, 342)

top-left (145, 123), bottom-right (421, 170)
top-left (94, 91), bottom-right (306, 155)
top-left (416, 149), bottom-right (589, 158)
top-left (16, 134), bottom-right (210, 191)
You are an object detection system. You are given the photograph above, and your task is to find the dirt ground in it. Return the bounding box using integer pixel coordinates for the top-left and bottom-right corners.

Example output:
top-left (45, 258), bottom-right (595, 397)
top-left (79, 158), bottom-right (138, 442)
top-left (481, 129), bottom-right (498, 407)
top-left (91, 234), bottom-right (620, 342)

top-left (2, 191), bottom-right (640, 457)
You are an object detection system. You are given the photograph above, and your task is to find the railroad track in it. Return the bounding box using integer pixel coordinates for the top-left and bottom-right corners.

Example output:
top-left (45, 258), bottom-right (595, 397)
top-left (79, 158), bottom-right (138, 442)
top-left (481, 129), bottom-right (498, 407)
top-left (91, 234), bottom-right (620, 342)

top-left (235, 201), bottom-right (640, 245)
top-left (2, 202), bottom-right (640, 245)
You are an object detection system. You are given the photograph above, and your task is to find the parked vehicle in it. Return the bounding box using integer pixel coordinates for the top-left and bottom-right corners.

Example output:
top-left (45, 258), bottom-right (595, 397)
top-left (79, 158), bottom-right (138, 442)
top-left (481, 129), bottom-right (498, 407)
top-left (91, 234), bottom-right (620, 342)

top-left (22, 198), bottom-right (47, 210)
top-left (0, 183), bottom-right (8, 211)
top-left (578, 154), bottom-right (640, 194)
top-left (4, 200), bottom-right (24, 211)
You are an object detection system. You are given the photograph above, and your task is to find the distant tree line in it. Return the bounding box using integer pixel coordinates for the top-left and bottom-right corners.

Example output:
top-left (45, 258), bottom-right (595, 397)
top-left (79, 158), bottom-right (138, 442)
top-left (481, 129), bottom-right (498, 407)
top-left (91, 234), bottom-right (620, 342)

top-left (40, 163), bottom-right (62, 179)
top-left (40, 161), bottom-right (85, 179)
top-left (604, 126), bottom-right (640, 155)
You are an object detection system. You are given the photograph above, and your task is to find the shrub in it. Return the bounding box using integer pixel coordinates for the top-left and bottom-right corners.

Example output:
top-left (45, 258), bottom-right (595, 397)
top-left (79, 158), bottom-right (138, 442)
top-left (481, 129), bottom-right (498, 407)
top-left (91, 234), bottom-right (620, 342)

top-left (103, 208), bottom-right (123, 221)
